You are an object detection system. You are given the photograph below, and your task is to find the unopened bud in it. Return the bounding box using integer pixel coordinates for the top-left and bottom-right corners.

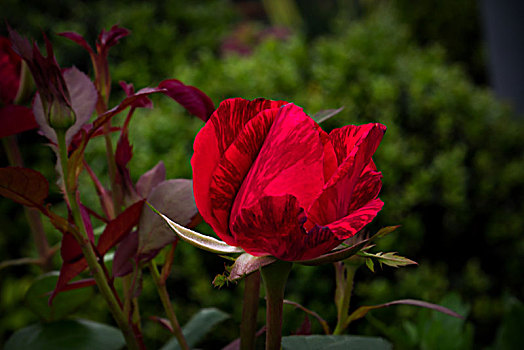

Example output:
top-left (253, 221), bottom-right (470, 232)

top-left (48, 99), bottom-right (76, 130)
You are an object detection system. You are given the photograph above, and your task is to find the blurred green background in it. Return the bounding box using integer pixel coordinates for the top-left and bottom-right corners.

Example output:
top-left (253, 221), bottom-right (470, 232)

top-left (1, 0), bottom-right (524, 349)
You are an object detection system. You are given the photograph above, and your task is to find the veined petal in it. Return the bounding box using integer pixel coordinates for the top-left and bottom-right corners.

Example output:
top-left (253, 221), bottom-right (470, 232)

top-left (192, 98), bottom-right (285, 244)
top-left (349, 162), bottom-right (382, 211)
top-left (231, 194), bottom-right (308, 260)
top-left (307, 123), bottom-right (386, 226)
top-left (232, 103), bottom-right (326, 220)
top-left (323, 198), bottom-right (384, 240)
top-left (210, 98), bottom-right (287, 155)
top-left (208, 107), bottom-right (280, 244)
top-left (330, 123), bottom-right (387, 165)
top-left (315, 123), bottom-right (338, 184)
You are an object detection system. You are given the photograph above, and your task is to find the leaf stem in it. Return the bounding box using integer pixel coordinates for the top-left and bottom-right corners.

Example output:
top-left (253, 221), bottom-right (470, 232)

top-left (260, 260), bottom-right (292, 350)
top-left (149, 260), bottom-right (189, 350)
top-left (240, 270), bottom-right (261, 350)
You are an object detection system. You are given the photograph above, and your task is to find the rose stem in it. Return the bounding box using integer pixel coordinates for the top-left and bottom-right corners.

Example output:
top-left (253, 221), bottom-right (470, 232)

top-left (260, 260), bottom-right (293, 350)
top-left (240, 270), bottom-right (261, 350)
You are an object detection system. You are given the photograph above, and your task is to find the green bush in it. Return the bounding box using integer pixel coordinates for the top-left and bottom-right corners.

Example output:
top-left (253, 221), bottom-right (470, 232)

top-left (146, 5), bottom-right (524, 346)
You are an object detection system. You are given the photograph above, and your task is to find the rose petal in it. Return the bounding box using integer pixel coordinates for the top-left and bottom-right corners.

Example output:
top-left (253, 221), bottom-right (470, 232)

top-left (0, 36), bottom-right (22, 104)
top-left (349, 162), bottom-right (382, 212)
top-left (191, 98), bottom-right (285, 240)
top-left (231, 194), bottom-right (307, 260)
top-left (207, 107), bottom-right (280, 244)
top-left (231, 103), bottom-right (325, 219)
top-left (321, 198), bottom-right (384, 240)
top-left (307, 123), bottom-right (386, 226)
top-left (0, 105), bottom-right (38, 138)
top-left (330, 123), bottom-right (386, 165)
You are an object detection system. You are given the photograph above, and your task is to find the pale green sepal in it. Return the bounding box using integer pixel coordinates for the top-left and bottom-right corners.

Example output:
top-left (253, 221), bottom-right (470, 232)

top-left (149, 203), bottom-right (244, 254)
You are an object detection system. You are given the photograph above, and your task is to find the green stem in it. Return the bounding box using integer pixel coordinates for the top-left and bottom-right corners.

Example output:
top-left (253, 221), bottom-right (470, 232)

top-left (149, 260), bottom-right (189, 350)
top-left (333, 261), bottom-right (358, 335)
top-left (2, 136), bottom-right (53, 270)
top-left (103, 124), bottom-right (121, 216)
top-left (240, 271), bottom-right (261, 350)
top-left (55, 129), bottom-right (142, 350)
top-left (260, 260), bottom-right (292, 350)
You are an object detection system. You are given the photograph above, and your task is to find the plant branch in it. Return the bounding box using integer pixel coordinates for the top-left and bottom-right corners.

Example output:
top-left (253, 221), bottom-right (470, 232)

top-left (333, 260), bottom-right (359, 335)
top-left (149, 260), bottom-right (189, 350)
top-left (56, 129), bottom-right (142, 350)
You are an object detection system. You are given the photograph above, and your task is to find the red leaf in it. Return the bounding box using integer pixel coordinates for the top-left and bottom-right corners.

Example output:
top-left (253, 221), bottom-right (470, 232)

top-left (0, 105), bottom-right (38, 138)
top-left (79, 203), bottom-right (95, 242)
top-left (0, 167), bottom-right (48, 207)
top-left (97, 200), bottom-right (145, 255)
top-left (60, 232), bottom-right (83, 263)
top-left (97, 25), bottom-right (130, 52)
top-left (136, 161), bottom-right (165, 198)
top-left (159, 79), bottom-right (215, 122)
top-left (49, 258), bottom-right (88, 304)
top-left (112, 231), bottom-right (138, 277)
top-left (115, 131), bottom-right (139, 203)
top-left (90, 87), bottom-right (165, 137)
top-left (119, 81), bottom-right (152, 109)
top-left (50, 200), bottom-right (144, 302)
top-left (115, 130), bottom-right (133, 168)
top-left (63, 67), bottom-right (98, 145)
top-left (58, 32), bottom-right (94, 55)
top-left (54, 278), bottom-right (96, 293)
top-left (137, 180), bottom-right (197, 259)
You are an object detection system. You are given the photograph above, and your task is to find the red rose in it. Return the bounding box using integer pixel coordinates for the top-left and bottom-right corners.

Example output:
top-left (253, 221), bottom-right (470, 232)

top-left (192, 98), bottom-right (386, 261)
top-left (0, 36), bottom-right (37, 138)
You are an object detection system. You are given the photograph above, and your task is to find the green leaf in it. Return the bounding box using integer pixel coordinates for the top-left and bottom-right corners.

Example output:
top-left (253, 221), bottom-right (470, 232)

top-left (365, 258), bottom-right (375, 273)
top-left (358, 251), bottom-right (417, 269)
top-left (228, 253), bottom-right (276, 281)
top-left (161, 308), bottom-right (229, 350)
top-left (312, 106), bottom-right (344, 124)
top-left (281, 335), bottom-right (392, 350)
top-left (492, 296), bottom-right (524, 350)
top-left (149, 203), bottom-right (243, 254)
top-left (373, 225), bottom-right (401, 239)
top-left (25, 272), bottom-right (93, 321)
top-left (4, 319), bottom-right (125, 350)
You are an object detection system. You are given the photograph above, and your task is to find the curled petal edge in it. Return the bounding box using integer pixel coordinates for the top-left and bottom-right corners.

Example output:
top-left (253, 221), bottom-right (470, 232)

top-left (148, 202), bottom-right (244, 254)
